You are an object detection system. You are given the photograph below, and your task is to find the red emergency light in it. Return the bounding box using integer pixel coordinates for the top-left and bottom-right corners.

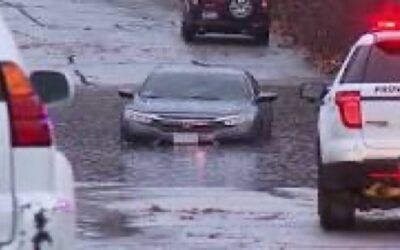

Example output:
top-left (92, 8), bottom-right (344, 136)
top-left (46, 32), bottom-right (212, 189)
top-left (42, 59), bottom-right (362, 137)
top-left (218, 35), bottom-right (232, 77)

top-left (369, 3), bottom-right (400, 31)
top-left (376, 20), bottom-right (398, 30)
top-left (373, 20), bottom-right (400, 31)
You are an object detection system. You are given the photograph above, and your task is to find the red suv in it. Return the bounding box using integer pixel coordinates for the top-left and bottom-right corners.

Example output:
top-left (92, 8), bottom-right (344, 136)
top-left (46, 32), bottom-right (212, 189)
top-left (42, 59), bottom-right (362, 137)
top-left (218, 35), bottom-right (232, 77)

top-left (181, 0), bottom-right (271, 44)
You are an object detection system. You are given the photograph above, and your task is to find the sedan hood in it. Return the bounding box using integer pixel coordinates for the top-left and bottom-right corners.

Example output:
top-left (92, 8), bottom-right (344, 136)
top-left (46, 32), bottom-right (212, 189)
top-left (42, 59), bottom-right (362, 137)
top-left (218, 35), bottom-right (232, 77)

top-left (129, 98), bottom-right (253, 118)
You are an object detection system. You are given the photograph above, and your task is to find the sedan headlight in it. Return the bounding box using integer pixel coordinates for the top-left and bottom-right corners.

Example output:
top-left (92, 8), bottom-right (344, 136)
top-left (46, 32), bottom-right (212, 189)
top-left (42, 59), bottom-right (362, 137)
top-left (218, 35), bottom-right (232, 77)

top-left (217, 115), bottom-right (247, 126)
top-left (124, 110), bottom-right (157, 124)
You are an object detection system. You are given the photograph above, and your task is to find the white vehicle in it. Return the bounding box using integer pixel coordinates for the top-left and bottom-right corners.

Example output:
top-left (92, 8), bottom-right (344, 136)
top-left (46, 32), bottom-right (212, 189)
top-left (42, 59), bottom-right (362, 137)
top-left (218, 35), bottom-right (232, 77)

top-left (0, 15), bottom-right (75, 249)
top-left (301, 21), bottom-right (400, 230)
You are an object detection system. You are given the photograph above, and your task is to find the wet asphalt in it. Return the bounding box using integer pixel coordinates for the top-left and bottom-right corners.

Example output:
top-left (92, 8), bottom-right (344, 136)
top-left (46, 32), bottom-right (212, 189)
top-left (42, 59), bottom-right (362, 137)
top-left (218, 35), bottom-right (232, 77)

top-left (49, 85), bottom-right (318, 248)
top-left (47, 0), bottom-right (319, 248)
top-left (4, 0), bottom-right (400, 247)
top-left (50, 86), bottom-right (317, 189)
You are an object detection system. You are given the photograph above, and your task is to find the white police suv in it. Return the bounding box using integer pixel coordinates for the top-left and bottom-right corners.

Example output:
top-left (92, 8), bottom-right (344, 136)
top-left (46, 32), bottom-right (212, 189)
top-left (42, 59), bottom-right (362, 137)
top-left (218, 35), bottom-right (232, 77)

top-left (0, 15), bottom-right (75, 249)
top-left (301, 21), bottom-right (400, 230)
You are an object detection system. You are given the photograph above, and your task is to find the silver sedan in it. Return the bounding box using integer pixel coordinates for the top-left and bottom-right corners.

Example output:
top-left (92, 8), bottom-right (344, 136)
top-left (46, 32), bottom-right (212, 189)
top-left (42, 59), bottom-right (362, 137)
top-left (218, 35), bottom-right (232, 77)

top-left (119, 65), bottom-right (277, 144)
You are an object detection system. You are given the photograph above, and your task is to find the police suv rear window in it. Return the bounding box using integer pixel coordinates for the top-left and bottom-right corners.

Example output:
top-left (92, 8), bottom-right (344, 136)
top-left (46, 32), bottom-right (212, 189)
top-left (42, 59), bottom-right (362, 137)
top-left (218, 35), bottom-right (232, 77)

top-left (342, 41), bottom-right (400, 83)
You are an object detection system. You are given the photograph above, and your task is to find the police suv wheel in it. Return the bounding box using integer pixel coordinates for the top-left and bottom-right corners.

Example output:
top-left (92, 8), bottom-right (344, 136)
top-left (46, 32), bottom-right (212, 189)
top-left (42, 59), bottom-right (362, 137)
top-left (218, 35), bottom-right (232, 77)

top-left (318, 189), bottom-right (355, 230)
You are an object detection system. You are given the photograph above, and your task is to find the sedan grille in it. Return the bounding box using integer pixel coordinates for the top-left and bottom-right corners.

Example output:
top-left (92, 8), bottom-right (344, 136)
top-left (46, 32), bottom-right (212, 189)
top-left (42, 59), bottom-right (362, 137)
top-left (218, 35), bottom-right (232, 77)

top-left (154, 117), bottom-right (224, 133)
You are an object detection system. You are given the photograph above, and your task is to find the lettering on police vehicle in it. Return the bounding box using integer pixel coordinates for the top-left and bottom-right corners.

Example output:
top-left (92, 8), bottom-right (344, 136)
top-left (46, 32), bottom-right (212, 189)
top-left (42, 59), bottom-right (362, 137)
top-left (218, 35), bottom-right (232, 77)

top-left (375, 85), bottom-right (400, 94)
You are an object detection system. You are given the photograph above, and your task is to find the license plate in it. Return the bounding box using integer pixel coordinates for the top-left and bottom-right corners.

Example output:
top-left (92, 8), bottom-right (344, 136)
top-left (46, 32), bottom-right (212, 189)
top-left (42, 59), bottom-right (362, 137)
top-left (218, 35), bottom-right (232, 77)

top-left (173, 133), bottom-right (199, 144)
top-left (202, 11), bottom-right (218, 20)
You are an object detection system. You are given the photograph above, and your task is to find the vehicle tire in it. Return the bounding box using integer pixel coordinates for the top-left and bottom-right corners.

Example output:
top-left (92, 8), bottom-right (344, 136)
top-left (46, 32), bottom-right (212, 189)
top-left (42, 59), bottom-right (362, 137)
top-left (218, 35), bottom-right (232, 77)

top-left (263, 105), bottom-right (273, 140)
top-left (254, 30), bottom-right (270, 46)
top-left (120, 126), bottom-right (132, 149)
top-left (261, 119), bottom-right (272, 140)
top-left (248, 118), bottom-right (269, 145)
top-left (318, 189), bottom-right (356, 231)
top-left (181, 23), bottom-right (196, 42)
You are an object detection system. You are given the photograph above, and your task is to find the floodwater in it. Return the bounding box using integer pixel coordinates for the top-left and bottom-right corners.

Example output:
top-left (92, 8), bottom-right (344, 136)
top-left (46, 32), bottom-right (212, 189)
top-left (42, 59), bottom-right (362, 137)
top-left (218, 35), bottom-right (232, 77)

top-left (9, 0), bottom-right (399, 248)
top-left (51, 86), bottom-right (319, 249)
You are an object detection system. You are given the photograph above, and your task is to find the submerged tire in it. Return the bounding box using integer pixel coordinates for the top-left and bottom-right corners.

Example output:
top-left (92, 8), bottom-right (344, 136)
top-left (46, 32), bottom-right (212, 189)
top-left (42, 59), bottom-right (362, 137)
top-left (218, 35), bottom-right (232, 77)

top-left (181, 23), bottom-right (196, 42)
top-left (318, 189), bottom-right (356, 231)
top-left (248, 118), bottom-right (271, 145)
top-left (120, 126), bottom-right (132, 149)
top-left (254, 30), bottom-right (270, 46)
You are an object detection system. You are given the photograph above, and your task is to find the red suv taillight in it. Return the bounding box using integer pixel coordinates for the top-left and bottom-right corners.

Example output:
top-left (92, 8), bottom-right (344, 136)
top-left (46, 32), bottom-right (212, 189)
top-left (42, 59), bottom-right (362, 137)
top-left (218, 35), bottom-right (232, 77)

top-left (2, 62), bottom-right (52, 147)
top-left (335, 91), bottom-right (362, 129)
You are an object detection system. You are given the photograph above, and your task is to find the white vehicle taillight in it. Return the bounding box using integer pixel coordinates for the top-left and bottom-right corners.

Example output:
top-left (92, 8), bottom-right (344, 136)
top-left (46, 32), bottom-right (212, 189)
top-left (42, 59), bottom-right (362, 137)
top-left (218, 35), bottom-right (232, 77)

top-left (2, 62), bottom-right (52, 146)
top-left (335, 91), bottom-right (362, 129)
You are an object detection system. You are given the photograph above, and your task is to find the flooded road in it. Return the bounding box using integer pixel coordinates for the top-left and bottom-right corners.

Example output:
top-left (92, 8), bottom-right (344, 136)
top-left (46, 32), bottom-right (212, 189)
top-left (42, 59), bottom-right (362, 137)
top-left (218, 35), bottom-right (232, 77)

top-left (5, 0), bottom-right (400, 248)
top-left (50, 86), bottom-right (320, 249)
top-left (51, 86), bottom-right (317, 188)
top-left (51, 81), bottom-right (400, 249)
top-left (1, 0), bottom-right (318, 86)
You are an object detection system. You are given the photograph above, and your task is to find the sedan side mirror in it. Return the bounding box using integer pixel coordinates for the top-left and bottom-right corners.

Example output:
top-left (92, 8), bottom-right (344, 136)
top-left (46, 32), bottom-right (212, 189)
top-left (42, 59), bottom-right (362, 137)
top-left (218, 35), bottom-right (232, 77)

top-left (30, 71), bottom-right (73, 104)
top-left (299, 82), bottom-right (329, 103)
top-left (256, 92), bottom-right (278, 103)
top-left (118, 89), bottom-right (135, 99)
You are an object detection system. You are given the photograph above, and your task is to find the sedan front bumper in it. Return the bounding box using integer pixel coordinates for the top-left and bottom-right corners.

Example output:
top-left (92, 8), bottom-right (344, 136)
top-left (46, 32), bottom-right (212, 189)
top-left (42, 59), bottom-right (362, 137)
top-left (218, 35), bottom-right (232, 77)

top-left (122, 118), bottom-right (255, 142)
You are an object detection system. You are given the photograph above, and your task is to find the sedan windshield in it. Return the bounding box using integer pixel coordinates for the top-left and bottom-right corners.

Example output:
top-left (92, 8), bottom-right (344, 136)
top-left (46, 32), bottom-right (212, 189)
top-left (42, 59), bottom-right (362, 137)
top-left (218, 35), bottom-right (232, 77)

top-left (139, 72), bottom-right (252, 100)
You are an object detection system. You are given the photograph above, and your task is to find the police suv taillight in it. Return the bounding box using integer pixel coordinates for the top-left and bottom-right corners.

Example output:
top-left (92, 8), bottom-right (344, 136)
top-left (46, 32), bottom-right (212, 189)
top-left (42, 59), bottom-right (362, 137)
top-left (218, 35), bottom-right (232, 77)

top-left (335, 91), bottom-right (362, 129)
top-left (2, 62), bottom-right (52, 147)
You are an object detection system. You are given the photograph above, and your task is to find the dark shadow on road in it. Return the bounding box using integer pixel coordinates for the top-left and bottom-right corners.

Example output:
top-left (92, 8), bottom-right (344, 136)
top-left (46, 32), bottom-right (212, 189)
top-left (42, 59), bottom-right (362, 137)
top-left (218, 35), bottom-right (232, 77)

top-left (354, 217), bottom-right (400, 232)
top-left (189, 34), bottom-right (268, 47)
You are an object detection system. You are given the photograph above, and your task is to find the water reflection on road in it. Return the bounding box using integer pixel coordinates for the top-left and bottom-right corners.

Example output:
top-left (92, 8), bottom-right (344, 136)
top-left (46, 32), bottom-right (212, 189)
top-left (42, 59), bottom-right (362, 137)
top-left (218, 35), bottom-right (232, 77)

top-left (119, 145), bottom-right (263, 189)
top-left (77, 144), bottom-right (273, 249)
